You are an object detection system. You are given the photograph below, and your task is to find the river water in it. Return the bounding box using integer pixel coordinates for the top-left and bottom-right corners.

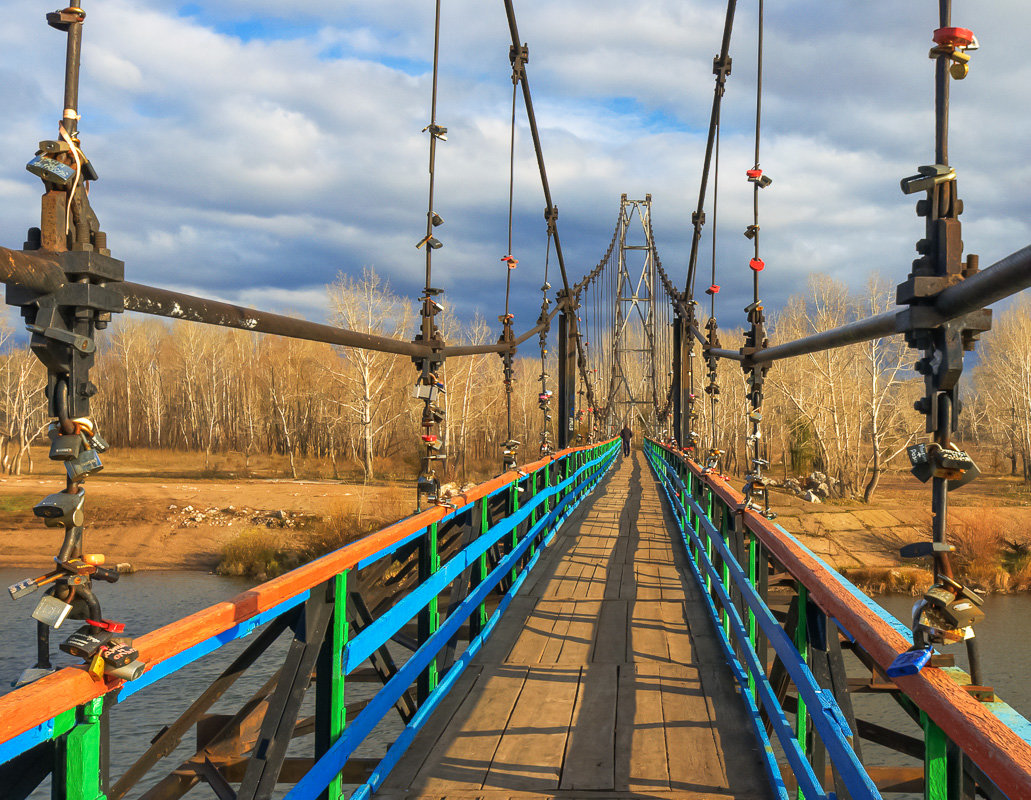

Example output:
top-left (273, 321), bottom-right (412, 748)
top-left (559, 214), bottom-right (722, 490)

top-left (0, 570), bottom-right (1027, 798)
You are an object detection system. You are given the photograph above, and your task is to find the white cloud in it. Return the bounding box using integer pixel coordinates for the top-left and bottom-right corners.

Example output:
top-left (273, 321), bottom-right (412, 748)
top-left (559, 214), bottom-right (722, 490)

top-left (0, 0), bottom-right (1026, 346)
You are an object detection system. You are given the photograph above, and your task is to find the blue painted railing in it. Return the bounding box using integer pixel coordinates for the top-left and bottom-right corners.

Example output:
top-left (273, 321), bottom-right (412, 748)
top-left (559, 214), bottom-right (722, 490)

top-left (0, 438), bottom-right (619, 800)
top-left (645, 438), bottom-right (1031, 800)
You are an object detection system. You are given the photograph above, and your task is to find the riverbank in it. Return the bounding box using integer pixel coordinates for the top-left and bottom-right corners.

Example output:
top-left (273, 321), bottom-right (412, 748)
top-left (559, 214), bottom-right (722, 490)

top-left (0, 458), bottom-right (410, 572)
top-left (771, 472), bottom-right (1031, 594)
top-left (4, 450), bottom-right (1030, 593)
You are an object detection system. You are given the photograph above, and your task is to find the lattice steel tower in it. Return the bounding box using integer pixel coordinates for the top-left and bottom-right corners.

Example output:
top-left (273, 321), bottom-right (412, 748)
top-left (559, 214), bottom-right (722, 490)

top-left (610, 194), bottom-right (659, 434)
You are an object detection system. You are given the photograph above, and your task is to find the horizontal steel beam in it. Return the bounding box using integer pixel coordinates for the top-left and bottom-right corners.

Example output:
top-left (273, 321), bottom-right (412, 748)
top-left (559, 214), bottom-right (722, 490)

top-left (120, 281), bottom-right (433, 357)
top-left (702, 242), bottom-right (1031, 365)
top-left (0, 245), bottom-right (550, 358)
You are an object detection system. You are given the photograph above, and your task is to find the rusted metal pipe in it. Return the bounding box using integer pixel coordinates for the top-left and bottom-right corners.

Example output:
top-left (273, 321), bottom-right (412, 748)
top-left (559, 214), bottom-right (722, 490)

top-left (0, 245), bottom-right (550, 357)
top-left (703, 242), bottom-right (1031, 365)
top-left (119, 282), bottom-right (432, 358)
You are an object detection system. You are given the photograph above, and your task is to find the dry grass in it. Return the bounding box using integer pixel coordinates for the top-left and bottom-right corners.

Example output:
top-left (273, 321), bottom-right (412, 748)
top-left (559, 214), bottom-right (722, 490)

top-left (218, 486), bottom-right (410, 578)
top-left (217, 527), bottom-right (300, 580)
top-left (1011, 557), bottom-right (1031, 592)
top-left (950, 509), bottom-right (1017, 592)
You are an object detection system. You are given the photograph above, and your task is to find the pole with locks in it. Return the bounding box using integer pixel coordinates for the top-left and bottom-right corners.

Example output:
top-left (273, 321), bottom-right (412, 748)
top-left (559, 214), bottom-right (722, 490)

top-left (887, 7), bottom-right (993, 687)
top-left (6, 4), bottom-right (143, 687)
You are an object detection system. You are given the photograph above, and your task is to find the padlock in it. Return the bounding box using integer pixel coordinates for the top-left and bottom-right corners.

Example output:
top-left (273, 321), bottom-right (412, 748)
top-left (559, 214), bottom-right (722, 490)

top-left (49, 433), bottom-right (83, 461)
top-left (60, 625), bottom-right (113, 659)
top-left (900, 164), bottom-right (955, 195)
top-left (80, 158), bottom-right (100, 183)
top-left (25, 154), bottom-right (76, 186)
top-left (413, 383), bottom-right (439, 402)
top-left (899, 541), bottom-right (955, 559)
top-left (88, 652), bottom-right (106, 681)
top-left (34, 490), bottom-right (86, 528)
top-left (886, 646), bottom-right (933, 678)
top-left (38, 139), bottom-right (70, 155)
top-left (86, 429), bottom-right (110, 453)
top-left (417, 474), bottom-right (439, 500)
top-left (907, 443), bottom-right (979, 490)
top-left (922, 582), bottom-right (984, 629)
top-left (8, 576), bottom-right (40, 600)
top-left (33, 489), bottom-right (86, 529)
top-left (105, 658), bottom-right (145, 681)
top-left (65, 449), bottom-right (103, 481)
top-left (31, 594), bottom-right (73, 628)
top-left (101, 642), bottom-right (139, 668)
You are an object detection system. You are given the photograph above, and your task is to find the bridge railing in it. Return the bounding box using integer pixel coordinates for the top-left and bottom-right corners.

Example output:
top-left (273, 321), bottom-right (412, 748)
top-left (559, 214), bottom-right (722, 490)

top-left (645, 438), bottom-right (1031, 800)
top-left (0, 438), bottom-right (619, 800)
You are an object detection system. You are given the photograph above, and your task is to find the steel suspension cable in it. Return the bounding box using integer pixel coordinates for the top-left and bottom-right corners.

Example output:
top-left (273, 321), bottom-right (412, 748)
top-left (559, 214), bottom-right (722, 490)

top-left (684, 0), bottom-right (739, 298)
top-left (499, 45), bottom-right (523, 470)
top-left (501, 0), bottom-right (596, 415)
top-left (740, 0), bottom-right (774, 518)
top-left (414, 0), bottom-right (447, 509)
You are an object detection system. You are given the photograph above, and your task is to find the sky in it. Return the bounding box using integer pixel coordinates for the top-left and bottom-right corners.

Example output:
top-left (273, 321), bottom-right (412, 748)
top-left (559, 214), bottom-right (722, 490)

top-left (0, 1), bottom-right (1028, 348)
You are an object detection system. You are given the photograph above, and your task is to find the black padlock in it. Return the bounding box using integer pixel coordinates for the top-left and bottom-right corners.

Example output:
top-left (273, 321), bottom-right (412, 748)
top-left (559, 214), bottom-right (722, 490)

top-left (49, 434), bottom-right (83, 461)
top-left (33, 489), bottom-right (85, 529)
top-left (101, 642), bottom-right (138, 668)
top-left (60, 626), bottom-right (113, 659)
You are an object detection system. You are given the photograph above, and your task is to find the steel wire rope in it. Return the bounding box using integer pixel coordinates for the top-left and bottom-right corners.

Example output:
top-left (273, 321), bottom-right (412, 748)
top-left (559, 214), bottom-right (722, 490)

top-left (501, 75), bottom-right (519, 463)
top-left (709, 116), bottom-right (721, 451)
top-left (685, 0), bottom-right (739, 299)
top-left (414, 0), bottom-right (446, 507)
top-left (502, 0), bottom-right (596, 415)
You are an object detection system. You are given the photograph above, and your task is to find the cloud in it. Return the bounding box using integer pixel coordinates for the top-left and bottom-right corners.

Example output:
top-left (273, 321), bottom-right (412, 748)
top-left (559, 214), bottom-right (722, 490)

top-left (0, 0), bottom-right (1026, 348)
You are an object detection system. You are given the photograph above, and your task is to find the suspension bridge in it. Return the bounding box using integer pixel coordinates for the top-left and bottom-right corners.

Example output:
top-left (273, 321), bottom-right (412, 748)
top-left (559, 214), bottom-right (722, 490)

top-left (2, 1), bottom-right (1031, 799)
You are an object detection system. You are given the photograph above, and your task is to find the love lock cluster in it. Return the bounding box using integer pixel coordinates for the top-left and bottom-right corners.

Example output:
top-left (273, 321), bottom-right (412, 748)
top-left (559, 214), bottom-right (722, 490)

top-left (8, 414), bottom-right (142, 687)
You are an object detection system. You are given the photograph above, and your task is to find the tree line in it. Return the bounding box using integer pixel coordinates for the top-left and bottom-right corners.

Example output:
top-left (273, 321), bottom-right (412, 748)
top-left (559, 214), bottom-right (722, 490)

top-left (0, 268), bottom-right (1027, 500)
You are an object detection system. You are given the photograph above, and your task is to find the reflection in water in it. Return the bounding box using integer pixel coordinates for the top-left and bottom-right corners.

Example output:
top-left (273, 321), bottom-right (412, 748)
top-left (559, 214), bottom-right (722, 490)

top-left (0, 569), bottom-right (1027, 799)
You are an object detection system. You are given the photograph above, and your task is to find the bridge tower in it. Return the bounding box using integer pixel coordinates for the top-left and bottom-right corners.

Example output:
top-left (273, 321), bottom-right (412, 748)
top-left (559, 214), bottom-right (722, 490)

top-left (610, 193), bottom-right (659, 434)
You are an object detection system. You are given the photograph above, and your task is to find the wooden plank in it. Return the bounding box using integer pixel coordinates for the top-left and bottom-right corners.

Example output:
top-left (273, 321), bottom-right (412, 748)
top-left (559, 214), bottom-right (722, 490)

top-left (603, 558), bottom-right (625, 599)
top-left (558, 662), bottom-right (618, 790)
top-left (556, 601), bottom-right (601, 664)
top-left (619, 552), bottom-right (638, 599)
top-left (661, 599), bottom-right (695, 665)
top-left (539, 601), bottom-right (574, 664)
top-left (407, 665), bottom-right (530, 794)
top-left (484, 666), bottom-right (580, 792)
top-left (634, 551), bottom-right (662, 601)
top-left (471, 596), bottom-right (536, 666)
top-left (590, 599), bottom-right (628, 664)
top-left (628, 599), bottom-right (670, 662)
top-left (505, 600), bottom-right (556, 665)
top-left (658, 662), bottom-right (729, 793)
top-left (615, 663), bottom-right (670, 792)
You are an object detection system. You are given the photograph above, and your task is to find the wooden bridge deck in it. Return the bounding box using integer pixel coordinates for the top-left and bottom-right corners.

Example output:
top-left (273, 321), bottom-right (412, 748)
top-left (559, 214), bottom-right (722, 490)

top-left (379, 450), bottom-right (773, 800)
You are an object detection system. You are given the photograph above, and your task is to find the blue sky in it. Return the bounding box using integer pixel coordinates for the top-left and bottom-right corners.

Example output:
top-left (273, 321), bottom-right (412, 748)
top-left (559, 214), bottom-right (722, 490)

top-left (0, 0), bottom-right (1028, 346)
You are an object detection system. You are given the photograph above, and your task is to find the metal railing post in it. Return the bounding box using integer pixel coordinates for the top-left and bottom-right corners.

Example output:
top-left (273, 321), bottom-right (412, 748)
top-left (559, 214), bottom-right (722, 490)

top-left (54, 696), bottom-right (106, 800)
top-left (794, 583), bottom-right (810, 800)
top-left (509, 481), bottom-right (520, 583)
top-left (315, 572), bottom-right (347, 800)
top-left (922, 711), bottom-right (948, 800)
top-left (469, 498), bottom-right (489, 639)
top-left (417, 523), bottom-right (440, 703)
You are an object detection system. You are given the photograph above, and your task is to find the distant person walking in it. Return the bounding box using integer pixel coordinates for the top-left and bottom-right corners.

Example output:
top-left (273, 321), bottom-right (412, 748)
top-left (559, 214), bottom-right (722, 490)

top-left (620, 423), bottom-right (633, 456)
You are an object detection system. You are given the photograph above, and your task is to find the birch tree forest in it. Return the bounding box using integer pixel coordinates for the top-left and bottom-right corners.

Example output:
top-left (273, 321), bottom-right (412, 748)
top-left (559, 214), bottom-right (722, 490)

top-left (0, 268), bottom-right (1026, 500)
